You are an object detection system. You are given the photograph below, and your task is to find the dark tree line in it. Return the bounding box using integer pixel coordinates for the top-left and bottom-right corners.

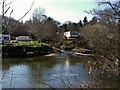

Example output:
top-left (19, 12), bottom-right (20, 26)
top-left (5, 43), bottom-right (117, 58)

top-left (6, 15), bottom-right (85, 42)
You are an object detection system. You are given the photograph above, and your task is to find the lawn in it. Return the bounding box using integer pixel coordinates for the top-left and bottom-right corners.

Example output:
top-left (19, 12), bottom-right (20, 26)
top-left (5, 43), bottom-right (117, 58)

top-left (2, 41), bottom-right (49, 47)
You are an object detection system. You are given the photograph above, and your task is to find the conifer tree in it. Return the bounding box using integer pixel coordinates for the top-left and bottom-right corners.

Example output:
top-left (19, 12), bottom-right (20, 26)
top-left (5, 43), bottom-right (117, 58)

top-left (83, 16), bottom-right (88, 26)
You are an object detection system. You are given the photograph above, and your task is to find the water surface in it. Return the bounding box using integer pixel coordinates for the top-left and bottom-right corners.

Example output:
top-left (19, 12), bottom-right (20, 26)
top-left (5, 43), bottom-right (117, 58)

top-left (1, 56), bottom-right (119, 88)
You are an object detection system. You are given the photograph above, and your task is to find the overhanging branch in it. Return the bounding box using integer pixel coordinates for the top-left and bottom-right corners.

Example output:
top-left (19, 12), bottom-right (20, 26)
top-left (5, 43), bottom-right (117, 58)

top-left (9, 0), bottom-right (35, 34)
top-left (18, 0), bottom-right (35, 21)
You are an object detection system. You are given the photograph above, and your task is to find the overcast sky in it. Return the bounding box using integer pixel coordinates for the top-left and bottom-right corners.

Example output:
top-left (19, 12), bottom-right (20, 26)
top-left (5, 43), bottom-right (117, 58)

top-left (1, 0), bottom-right (99, 23)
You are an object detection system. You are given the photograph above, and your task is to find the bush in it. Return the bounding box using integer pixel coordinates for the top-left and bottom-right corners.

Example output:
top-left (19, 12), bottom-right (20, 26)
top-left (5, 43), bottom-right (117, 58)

top-left (81, 23), bottom-right (118, 71)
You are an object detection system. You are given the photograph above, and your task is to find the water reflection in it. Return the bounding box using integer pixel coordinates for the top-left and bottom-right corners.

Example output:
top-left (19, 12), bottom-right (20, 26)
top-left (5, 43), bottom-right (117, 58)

top-left (64, 57), bottom-right (70, 69)
top-left (1, 56), bottom-right (119, 88)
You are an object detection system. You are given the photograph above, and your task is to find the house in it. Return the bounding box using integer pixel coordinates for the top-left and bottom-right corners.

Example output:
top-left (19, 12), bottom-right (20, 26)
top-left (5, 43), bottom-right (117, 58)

top-left (16, 36), bottom-right (32, 41)
top-left (64, 31), bottom-right (80, 39)
top-left (0, 34), bottom-right (10, 43)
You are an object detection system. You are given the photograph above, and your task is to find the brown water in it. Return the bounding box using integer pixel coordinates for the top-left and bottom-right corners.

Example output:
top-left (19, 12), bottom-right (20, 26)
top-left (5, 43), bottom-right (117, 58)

top-left (1, 56), bottom-right (119, 88)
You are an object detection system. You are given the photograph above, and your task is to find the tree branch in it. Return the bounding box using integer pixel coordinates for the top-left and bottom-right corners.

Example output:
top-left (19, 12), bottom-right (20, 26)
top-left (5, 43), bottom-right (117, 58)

top-left (107, 2), bottom-right (120, 16)
top-left (9, 0), bottom-right (35, 34)
top-left (4, 6), bottom-right (10, 14)
top-left (18, 0), bottom-right (35, 21)
top-left (5, 0), bottom-right (14, 6)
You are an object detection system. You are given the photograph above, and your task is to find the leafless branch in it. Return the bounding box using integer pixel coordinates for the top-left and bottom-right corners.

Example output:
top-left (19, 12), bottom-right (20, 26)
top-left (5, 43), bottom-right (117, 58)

top-left (10, 9), bottom-right (13, 16)
top-left (107, 2), bottom-right (120, 16)
top-left (58, 77), bottom-right (71, 88)
top-left (4, 6), bottom-right (10, 14)
top-left (10, 71), bottom-right (13, 88)
top-left (5, 0), bottom-right (14, 6)
top-left (85, 9), bottom-right (114, 17)
top-left (9, 0), bottom-right (35, 34)
top-left (41, 81), bottom-right (55, 88)
top-left (85, 1), bottom-right (120, 19)
top-left (18, 0), bottom-right (35, 21)
top-left (0, 71), bottom-right (6, 84)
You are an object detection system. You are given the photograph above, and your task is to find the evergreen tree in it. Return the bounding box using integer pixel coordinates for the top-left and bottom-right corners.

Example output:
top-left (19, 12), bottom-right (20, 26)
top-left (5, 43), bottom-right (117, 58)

top-left (83, 16), bottom-right (88, 26)
top-left (92, 16), bottom-right (97, 23)
top-left (79, 20), bottom-right (83, 27)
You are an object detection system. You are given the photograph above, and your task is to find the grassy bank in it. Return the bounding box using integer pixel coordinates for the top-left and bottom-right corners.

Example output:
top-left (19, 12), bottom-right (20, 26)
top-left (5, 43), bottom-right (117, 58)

top-left (2, 41), bottom-right (54, 58)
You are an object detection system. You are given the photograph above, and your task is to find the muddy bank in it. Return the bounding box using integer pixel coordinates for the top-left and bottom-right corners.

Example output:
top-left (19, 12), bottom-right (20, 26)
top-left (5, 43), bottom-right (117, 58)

top-left (45, 49), bottom-right (94, 57)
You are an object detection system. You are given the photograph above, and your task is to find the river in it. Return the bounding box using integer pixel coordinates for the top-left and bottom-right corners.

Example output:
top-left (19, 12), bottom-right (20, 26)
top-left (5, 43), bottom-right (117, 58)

top-left (1, 55), bottom-right (119, 88)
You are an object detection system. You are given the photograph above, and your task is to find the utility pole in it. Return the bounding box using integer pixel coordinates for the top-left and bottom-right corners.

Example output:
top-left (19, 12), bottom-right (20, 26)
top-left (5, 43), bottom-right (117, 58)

top-left (2, 0), bottom-right (8, 34)
top-left (2, 0), bottom-right (5, 33)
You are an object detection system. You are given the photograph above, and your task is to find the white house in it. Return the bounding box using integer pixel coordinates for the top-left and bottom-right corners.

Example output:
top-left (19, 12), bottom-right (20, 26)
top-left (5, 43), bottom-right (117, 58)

top-left (0, 34), bottom-right (10, 43)
top-left (64, 31), bottom-right (80, 39)
top-left (16, 36), bottom-right (32, 41)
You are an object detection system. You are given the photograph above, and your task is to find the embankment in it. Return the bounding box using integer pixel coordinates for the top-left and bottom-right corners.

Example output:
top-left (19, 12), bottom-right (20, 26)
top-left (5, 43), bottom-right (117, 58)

top-left (2, 43), bottom-right (54, 58)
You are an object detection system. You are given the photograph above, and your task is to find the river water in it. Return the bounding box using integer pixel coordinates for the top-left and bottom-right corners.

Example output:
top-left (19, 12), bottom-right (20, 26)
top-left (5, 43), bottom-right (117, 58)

top-left (1, 55), bottom-right (119, 88)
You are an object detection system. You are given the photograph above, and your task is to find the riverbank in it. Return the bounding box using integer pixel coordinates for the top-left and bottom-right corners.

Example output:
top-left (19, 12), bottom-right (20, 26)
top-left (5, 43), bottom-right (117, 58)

top-left (1, 41), bottom-right (118, 75)
top-left (45, 50), bottom-right (94, 57)
top-left (1, 41), bottom-right (54, 58)
top-left (1, 41), bottom-right (93, 58)
top-left (45, 47), bottom-right (119, 75)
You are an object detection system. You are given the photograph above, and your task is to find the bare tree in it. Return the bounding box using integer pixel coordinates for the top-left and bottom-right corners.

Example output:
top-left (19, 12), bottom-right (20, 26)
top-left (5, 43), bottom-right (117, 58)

top-left (1, 0), bottom-right (35, 34)
top-left (32, 7), bottom-right (46, 22)
top-left (83, 0), bottom-right (119, 71)
top-left (1, 0), bottom-right (14, 34)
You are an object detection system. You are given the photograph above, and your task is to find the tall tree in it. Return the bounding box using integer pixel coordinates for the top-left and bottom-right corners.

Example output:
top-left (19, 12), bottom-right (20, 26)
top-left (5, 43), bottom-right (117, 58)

top-left (32, 7), bottom-right (46, 22)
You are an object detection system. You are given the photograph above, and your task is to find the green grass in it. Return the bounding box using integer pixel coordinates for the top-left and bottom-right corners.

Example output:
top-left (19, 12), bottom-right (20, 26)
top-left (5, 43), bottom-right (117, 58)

top-left (3, 41), bottom-right (49, 47)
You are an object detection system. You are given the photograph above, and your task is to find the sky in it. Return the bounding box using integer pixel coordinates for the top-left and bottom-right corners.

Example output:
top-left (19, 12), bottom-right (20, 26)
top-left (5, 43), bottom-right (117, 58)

top-left (1, 0), bottom-right (99, 23)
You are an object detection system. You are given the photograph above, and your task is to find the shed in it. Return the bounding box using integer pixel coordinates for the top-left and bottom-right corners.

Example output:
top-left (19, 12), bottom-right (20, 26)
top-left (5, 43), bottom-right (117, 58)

top-left (16, 36), bottom-right (32, 41)
top-left (0, 34), bottom-right (10, 43)
top-left (64, 31), bottom-right (80, 39)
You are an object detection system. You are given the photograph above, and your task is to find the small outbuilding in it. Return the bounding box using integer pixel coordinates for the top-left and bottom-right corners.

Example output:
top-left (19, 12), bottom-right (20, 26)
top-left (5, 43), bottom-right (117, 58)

top-left (0, 34), bottom-right (10, 43)
top-left (16, 36), bottom-right (32, 41)
top-left (64, 31), bottom-right (80, 39)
